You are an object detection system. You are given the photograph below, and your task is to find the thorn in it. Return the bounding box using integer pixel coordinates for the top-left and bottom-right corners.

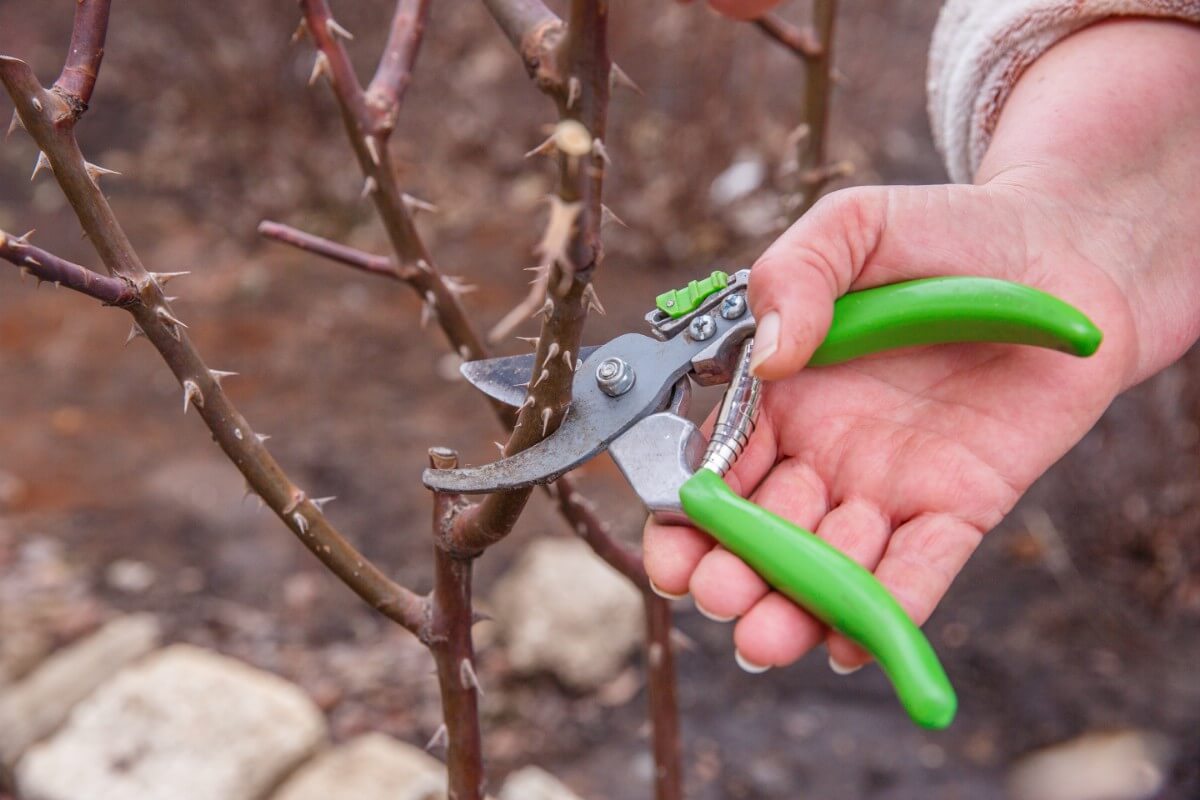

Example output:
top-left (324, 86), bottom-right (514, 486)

top-left (30, 151), bottom-right (50, 182)
top-left (308, 51), bottom-right (331, 86)
top-left (16, 229), bottom-right (35, 244)
top-left (182, 380), bottom-right (203, 414)
top-left (256, 432), bottom-right (271, 443)
top-left (360, 176), bottom-right (378, 198)
top-left (155, 306), bottom-right (188, 337)
top-left (524, 132), bottom-right (556, 159)
top-left (6, 110), bottom-right (23, 140)
top-left (541, 342), bottom-right (560, 368)
top-left (124, 323), bottom-right (145, 346)
top-left (575, 358), bottom-right (582, 372)
top-left (610, 64), bottom-right (643, 95)
top-left (151, 271), bottom-right (190, 287)
top-left (24, 255), bottom-right (41, 268)
top-left (593, 138), bottom-right (611, 165)
top-left (518, 396), bottom-right (535, 412)
top-left (583, 283), bottom-right (606, 315)
top-left (311, 496), bottom-right (337, 512)
top-left (208, 369), bottom-right (238, 384)
top-left (163, 295), bottom-right (179, 303)
top-left (292, 512), bottom-right (309, 534)
top-left (443, 276), bottom-right (477, 299)
top-left (494, 441), bottom-right (505, 455)
top-left (601, 204), bottom-right (627, 229)
top-left (459, 659), bottom-right (483, 695)
top-left (566, 76), bottom-right (582, 109)
top-left (532, 368), bottom-right (550, 388)
top-left (425, 724), bottom-right (448, 752)
top-left (541, 407), bottom-right (553, 436)
top-left (326, 17), bottom-right (354, 40)
top-left (532, 296), bottom-right (554, 320)
top-left (516, 336), bottom-right (540, 349)
top-left (414, 259), bottom-right (432, 273)
top-left (364, 136), bottom-right (381, 166)
top-left (84, 162), bottom-right (121, 186)
top-left (420, 290), bottom-right (437, 328)
top-left (291, 18), bottom-right (309, 44)
top-left (31, 97), bottom-right (42, 113)
top-left (401, 193), bottom-right (438, 215)
top-left (562, 350), bottom-right (573, 370)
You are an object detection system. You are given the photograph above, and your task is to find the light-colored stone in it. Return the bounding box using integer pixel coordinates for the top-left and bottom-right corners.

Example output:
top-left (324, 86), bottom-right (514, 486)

top-left (491, 538), bottom-right (642, 691)
top-left (1006, 729), bottom-right (1176, 800)
top-left (16, 644), bottom-right (327, 800)
top-left (499, 766), bottom-right (584, 800)
top-left (0, 614), bottom-right (161, 765)
top-left (273, 733), bottom-right (445, 800)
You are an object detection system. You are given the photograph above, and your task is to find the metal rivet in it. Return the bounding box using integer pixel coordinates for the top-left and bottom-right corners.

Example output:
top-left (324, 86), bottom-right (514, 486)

top-left (720, 293), bottom-right (747, 320)
top-left (596, 357), bottom-right (636, 396)
top-left (688, 315), bottom-right (716, 341)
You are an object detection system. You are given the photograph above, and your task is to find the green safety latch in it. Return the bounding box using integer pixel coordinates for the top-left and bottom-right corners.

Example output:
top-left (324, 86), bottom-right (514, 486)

top-left (655, 270), bottom-right (730, 318)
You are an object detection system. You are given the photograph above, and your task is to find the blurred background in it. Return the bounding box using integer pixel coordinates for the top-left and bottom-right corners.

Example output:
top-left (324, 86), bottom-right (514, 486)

top-left (1, 1), bottom-right (1198, 798)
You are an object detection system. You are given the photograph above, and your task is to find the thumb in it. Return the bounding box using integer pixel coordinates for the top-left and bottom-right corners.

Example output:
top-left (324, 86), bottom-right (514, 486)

top-left (747, 186), bottom-right (890, 379)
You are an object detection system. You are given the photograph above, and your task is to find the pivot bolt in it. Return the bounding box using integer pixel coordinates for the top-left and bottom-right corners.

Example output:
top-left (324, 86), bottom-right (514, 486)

top-left (596, 357), bottom-right (636, 397)
top-left (688, 315), bottom-right (717, 341)
top-left (720, 293), bottom-right (747, 320)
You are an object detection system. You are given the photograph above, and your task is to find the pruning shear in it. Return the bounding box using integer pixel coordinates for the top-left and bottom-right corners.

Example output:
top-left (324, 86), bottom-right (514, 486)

top-left (424, 269), bottom-right (1102, 729)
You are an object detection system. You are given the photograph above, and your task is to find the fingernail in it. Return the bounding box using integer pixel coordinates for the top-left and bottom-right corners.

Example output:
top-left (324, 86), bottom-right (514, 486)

top-left (735, 650), bottom-right (771, 674)
top-left (648, 579), bottom-right (686, 601)
top-left (694, 599), bottom-right (735, 623)
top-left (749, 311), bottom-right (780, 376)
top-left (829, 655), bottom-right (862, 675)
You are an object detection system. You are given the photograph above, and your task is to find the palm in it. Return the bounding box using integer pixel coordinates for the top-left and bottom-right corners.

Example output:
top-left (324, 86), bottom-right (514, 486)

top-left (644, 181), bottom-right (1140, 670)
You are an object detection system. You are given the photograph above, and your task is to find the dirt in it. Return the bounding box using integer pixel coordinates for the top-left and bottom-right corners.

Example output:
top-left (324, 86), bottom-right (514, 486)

top-left (1, 1), bottom-right (1198, 798)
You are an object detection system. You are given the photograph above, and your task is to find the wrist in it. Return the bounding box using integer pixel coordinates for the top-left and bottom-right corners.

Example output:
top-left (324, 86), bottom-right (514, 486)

top-left (977, 18), bottom-right (1200, 385)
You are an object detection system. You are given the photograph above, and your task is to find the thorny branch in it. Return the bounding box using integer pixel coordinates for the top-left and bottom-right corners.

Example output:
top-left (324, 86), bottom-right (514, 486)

top-left (426, 448), bottom-right (485, 800)
top-left (53, 0), bottom-right (111, 117)
top-left (0, 18), bottom-right (427, 635)
top-left (0, 230), bottom-right (136, 306)
top-left (749, 2), bottom-right (850, 217)
top-left (479, 4), bottom-right (681, 800)
top-left (299, 0), bottom-right (487, 366)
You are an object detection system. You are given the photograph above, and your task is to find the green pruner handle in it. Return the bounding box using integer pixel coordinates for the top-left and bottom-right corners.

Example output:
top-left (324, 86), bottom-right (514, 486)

top-left (680, 470), bottom-right (957, 729)
top-left (808, 276), bottom-right (1103, 366)
top-left (676, 277), bottom-right (1102, 729)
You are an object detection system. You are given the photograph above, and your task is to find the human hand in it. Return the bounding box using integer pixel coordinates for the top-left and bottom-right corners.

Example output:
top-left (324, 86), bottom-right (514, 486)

top-left (644, 19), bottom-right (1200, 673)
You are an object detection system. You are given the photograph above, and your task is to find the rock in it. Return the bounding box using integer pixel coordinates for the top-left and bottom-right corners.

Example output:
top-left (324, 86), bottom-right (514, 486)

top-left (1006, 729), bottom-right (1176, 800)
top-left (491, 538), bottom-right (643, 691)
top-left (0, 614), bottom-right (161, 766)
top-left (16, 644), bottom-right (327, 800)
top-left (499, 766), bottom-right (584, 800)
top-left (104, 559), bottom-right (158, 594)
top-left (273, 733), bottom-right (445, 800)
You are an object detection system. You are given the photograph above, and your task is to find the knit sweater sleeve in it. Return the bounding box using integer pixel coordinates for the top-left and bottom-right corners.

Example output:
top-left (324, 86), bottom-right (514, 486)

top-left (927, 0), bottom-right (1200, 183)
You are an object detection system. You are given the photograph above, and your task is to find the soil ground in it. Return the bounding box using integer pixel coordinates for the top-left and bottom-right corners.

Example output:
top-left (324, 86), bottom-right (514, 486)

top-left (1, 2), bottom-right (1198, 798)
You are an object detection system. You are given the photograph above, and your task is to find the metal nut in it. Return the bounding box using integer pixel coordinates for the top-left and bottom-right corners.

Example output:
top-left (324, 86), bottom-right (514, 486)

top-left (720, 293), bottom-right (747, 320)
top-left (688, 315), bottom-right (717, 341)
top-left (596, 356), bottom-right (636, 397)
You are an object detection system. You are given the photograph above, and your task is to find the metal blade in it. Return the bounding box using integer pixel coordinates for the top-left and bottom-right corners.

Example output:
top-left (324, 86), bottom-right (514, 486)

top-left (460, 346), bottom-right (602, 408)
top-left (425, 333), bottom-right (701, 493)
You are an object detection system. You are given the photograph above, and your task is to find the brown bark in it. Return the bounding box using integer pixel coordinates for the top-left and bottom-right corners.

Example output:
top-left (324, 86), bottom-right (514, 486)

top-left (52, 0), bottom-right (111, 116)
top-left (427, 448), bottom-right (485, 800)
